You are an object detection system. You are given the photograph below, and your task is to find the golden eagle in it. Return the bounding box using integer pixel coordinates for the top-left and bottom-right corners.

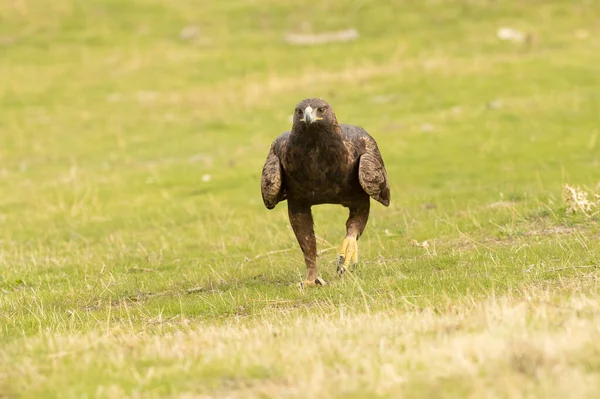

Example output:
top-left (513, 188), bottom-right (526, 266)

top-left (260, 98), bottom-right (390, 287)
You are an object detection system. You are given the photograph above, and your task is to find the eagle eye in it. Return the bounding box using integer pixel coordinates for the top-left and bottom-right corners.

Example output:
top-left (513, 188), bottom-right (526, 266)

top-left (295, 109), bottom-right (303, 116)
top-left (317, 107), bottom-right (325, 113)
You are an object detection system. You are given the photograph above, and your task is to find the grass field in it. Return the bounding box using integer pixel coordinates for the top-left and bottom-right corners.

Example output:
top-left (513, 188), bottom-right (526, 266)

top-left (1, 0), bottom-right (600, 397)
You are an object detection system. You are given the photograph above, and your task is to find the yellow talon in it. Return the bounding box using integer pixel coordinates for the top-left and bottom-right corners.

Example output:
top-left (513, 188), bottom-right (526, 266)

top-left (337, 236), bottom-right (358, 275)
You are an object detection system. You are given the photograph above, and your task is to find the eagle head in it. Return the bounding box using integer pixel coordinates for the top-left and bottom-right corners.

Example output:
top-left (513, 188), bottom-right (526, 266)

top-left (292, 98), bottom-right (338, 131)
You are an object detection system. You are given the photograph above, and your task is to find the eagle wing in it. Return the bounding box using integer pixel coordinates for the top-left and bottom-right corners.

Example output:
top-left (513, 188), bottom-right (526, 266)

top-left (358, 135), bottom-right (390, 207)
top-left (260, 137), bottom-right (287, 209)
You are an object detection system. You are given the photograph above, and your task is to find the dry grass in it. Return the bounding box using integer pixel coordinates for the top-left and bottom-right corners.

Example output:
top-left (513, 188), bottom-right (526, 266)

top-left (565, 185), bottom-right (600, 216)
top-left (3, 281), bottom-right (600, 398)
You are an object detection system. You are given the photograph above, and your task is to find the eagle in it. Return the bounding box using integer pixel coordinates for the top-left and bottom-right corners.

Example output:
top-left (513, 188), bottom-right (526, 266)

top-left (260, 98), bottom-right (390, 287)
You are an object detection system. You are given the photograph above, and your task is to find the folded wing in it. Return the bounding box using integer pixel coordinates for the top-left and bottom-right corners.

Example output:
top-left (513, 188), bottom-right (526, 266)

top-left (261, 143), bottom-right (285, 209)
top-left (358, 137), bottom-right (390, 206)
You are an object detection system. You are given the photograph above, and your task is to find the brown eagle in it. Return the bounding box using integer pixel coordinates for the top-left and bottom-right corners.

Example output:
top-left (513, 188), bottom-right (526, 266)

top-left (260, 98), bottom-right (390, 287)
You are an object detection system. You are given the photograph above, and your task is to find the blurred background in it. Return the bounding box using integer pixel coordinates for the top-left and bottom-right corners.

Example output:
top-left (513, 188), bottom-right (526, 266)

top-left (1, 0), bottom-right (599, 297)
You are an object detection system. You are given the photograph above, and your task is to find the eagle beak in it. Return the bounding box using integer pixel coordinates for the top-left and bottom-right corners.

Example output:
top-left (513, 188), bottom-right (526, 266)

top-left (302, 106), bottom-right (322, 124)
top-left (303, 106), bottom-right (314, 124)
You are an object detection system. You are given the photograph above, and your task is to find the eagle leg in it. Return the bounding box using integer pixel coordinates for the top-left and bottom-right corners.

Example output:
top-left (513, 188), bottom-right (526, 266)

top-left (337, 203), bottom-right (370, 276)
top-left (288, 204), bottom-right (326, 287)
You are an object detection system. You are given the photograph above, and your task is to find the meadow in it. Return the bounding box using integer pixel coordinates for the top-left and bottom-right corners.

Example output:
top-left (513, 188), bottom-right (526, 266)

top-left (1, 0), bottom-right (600, 397)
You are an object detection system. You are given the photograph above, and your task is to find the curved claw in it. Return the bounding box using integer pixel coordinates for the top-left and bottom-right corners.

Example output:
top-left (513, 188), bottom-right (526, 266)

top-left (299, 277), bottom-right (327, 289)
top-left (337, 260), bottom-right (347, 276)
top-left (315, 277), bottom-right (327, 286)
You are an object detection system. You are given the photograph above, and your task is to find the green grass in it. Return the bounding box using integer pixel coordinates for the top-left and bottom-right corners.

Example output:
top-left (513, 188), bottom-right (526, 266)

top-left (1, 0), bottom-right (600, 397)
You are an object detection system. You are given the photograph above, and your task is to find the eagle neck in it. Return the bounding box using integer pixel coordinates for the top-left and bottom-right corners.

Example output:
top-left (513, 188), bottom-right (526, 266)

top-left (291, 124), bottom-right (343, 148)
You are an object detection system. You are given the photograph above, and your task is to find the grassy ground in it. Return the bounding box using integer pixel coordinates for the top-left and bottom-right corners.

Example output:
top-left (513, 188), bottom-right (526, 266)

top-left (1, 0), bottom-right (600, 397)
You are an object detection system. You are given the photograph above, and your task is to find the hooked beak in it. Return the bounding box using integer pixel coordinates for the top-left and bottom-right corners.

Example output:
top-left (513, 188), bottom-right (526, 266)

top-left (302, 106), bottom-right (322, 124)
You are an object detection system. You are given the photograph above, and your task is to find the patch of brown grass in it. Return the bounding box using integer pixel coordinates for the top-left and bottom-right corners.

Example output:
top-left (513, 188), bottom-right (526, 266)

top-left (3, 286), bottom-right (600, 398)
